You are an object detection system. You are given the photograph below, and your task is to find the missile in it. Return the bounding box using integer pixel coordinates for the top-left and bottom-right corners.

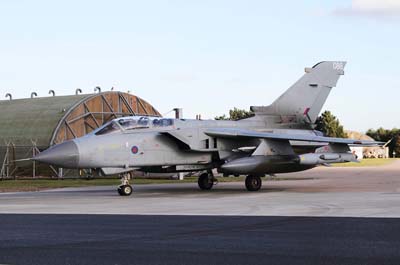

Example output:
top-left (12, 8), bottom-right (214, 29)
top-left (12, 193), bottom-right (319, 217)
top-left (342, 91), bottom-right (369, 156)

top-left (220, 152), bottom-right (358, 175)
top-left (220, 155), bottom-right (300, 175)
top-left (298, 153), bottom-right (358, 165)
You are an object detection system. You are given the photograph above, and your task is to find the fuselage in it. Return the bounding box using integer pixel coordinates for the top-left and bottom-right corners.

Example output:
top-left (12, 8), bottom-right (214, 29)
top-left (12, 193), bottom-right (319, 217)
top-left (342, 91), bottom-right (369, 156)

top-left (33, 115), bottom-right (322, 175)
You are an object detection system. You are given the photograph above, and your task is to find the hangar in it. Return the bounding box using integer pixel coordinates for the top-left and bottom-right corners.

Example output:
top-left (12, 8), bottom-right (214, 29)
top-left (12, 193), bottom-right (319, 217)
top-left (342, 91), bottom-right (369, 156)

top-left (0, 90), bottom-right (161, 178)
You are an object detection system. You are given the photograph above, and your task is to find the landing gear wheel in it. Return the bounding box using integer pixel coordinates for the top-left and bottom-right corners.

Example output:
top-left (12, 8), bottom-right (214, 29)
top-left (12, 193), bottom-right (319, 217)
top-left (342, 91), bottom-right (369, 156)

top-left (198, 173), bottom-right (214, 190)
top-left (118, 185), bottom-right (133, 196)
top-left (118, 172), bottom-right (133, 196)
top-left (245, 175), bottom-right (262, 191)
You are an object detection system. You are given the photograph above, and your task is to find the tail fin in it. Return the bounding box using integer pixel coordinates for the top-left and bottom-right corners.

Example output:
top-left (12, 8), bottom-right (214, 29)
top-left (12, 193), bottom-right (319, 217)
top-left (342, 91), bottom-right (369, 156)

top-left (251, 61), bottom-right (346, 125)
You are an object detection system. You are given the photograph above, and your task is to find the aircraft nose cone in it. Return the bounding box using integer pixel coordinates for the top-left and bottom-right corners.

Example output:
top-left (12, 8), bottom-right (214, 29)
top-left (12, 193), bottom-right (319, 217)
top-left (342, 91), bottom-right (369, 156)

top-left (33, 140), bottom-right (79, 168)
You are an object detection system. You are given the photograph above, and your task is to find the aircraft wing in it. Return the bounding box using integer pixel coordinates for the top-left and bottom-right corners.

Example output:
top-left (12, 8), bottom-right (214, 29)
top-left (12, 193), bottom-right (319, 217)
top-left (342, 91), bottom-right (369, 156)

top-left (205, 128), bottom-right (383, 146)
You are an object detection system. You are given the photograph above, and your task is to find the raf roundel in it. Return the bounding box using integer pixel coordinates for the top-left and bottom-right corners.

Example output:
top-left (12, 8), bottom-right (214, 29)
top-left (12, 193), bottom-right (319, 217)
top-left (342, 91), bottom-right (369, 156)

top-left (131, 146), bottom-right (139, 154)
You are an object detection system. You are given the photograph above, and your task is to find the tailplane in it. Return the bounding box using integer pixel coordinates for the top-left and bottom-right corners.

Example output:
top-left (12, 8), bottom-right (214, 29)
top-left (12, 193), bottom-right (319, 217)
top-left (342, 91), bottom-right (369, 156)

top-left (251, 61), bottom-right (346, 125)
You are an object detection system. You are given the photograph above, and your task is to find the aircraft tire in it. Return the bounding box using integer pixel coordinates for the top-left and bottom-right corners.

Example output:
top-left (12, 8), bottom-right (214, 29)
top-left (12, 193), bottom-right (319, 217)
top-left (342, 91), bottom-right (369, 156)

top-left (245, 175), bottom-right (262, 191)
top-left (118, 185), bottom-right (133, 196)
top-left (198, 173), bottom-right (213, 190)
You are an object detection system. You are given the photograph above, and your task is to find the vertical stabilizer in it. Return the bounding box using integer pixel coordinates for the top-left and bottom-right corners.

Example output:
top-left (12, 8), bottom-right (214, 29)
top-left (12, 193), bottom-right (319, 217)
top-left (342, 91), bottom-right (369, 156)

top-left (251, 61), bottom-right (346, 125)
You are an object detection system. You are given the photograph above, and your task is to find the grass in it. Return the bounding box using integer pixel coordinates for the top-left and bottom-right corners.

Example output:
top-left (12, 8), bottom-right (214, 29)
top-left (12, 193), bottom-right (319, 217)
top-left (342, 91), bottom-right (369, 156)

top-left (0, 175), bottom-right (310, 192)
top-left (0, 179), bottom-right (120, 192)
top-left (332, 158), bottom-right (397, 167)
top-left (0, 177), bottom-right (198, 192)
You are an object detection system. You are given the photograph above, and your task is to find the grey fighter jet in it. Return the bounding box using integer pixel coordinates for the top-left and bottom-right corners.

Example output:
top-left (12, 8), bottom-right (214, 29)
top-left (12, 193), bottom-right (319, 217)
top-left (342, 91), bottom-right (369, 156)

top-left (33, 61), bottom-right (381, 196)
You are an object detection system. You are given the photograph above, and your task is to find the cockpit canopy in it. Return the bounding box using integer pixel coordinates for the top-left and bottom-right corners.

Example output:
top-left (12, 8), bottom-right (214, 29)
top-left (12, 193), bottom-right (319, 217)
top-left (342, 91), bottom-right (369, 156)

top-left (94, 116), bottom-right (174, 136)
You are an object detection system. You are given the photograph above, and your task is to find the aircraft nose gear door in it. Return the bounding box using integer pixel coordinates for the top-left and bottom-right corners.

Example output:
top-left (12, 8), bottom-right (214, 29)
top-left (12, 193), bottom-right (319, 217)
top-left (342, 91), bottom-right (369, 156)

top-left (118, 172), bottom-right (133, 196)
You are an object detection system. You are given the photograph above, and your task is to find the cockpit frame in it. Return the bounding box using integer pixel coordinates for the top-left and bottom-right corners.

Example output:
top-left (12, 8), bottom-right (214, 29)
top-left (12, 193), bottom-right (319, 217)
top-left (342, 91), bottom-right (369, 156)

top-left (94, 116), bottom-right (175, 136)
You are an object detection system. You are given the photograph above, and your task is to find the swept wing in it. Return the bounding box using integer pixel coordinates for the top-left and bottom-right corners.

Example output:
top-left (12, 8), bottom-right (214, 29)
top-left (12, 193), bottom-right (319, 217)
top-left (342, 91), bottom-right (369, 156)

top-left (205, 128), bottom-right (382, 146)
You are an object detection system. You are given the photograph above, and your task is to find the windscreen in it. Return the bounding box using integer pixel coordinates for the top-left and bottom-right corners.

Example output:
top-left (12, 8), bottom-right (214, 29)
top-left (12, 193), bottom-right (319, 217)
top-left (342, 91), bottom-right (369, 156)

top-left (95, 122), bottom-right (121, 135)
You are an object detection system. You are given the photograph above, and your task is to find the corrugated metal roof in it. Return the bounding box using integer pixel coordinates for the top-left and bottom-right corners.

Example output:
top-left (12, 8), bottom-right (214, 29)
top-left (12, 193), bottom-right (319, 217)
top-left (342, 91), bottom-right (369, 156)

top-left (0, 94), bottom-right (89, 147)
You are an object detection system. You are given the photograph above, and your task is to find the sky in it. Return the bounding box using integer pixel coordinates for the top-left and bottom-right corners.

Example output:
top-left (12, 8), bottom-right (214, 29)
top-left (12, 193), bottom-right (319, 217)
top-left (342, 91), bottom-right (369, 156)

top-left (0, 0), bottom-right (399, 132)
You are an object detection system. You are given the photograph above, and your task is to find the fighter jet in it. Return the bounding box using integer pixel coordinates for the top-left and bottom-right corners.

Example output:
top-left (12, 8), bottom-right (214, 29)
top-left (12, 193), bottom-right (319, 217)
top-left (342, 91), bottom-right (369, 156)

top-left (33, 61), bottom-right (381, 196)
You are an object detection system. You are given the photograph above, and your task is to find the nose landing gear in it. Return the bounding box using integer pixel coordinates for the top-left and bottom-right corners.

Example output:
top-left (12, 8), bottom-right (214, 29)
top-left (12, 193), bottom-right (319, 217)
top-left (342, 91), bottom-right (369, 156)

top-left (118, 172), bottom-right (133, 196)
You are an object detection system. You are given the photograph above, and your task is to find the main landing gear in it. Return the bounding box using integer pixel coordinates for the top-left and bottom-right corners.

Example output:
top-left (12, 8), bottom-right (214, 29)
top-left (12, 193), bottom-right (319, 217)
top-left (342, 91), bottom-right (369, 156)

top-left (198, 172), bottom-right (217, 190)
top-left (245, 175), bottom-right (262, 191)
top-left (198, 172), bottom-right (262, 191)
top-left (118, 172), bottom-right (133, 196)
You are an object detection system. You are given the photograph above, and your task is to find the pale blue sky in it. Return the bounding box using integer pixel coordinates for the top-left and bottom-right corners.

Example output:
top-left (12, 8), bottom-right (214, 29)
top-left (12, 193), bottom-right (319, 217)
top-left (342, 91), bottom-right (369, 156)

top-left (0, 0), bottom-right (399, 132)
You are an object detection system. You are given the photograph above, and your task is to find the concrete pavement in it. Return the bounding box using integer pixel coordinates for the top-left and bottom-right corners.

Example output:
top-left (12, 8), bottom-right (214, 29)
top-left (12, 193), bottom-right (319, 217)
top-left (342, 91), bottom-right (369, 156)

top-left (1, 160), bottom-right (400, 217)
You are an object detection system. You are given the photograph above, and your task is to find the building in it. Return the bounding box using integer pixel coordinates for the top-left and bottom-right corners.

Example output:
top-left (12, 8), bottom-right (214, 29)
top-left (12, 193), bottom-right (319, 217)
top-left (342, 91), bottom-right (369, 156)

top-left (0, 91), bottom-right (160, 178)
top-left (346, 130), bottom-right (389, 159)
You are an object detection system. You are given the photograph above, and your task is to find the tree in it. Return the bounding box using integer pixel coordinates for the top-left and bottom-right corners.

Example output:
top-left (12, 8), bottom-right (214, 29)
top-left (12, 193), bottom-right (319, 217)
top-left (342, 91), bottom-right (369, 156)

top-left (315, 111), bottom-right (347, 138)
top-left (394, 136), bottom-right (400, 158)
top-left (215, 107), bottom-right (254, 121)
top-left (366, 127), bottom-right (400, 157)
